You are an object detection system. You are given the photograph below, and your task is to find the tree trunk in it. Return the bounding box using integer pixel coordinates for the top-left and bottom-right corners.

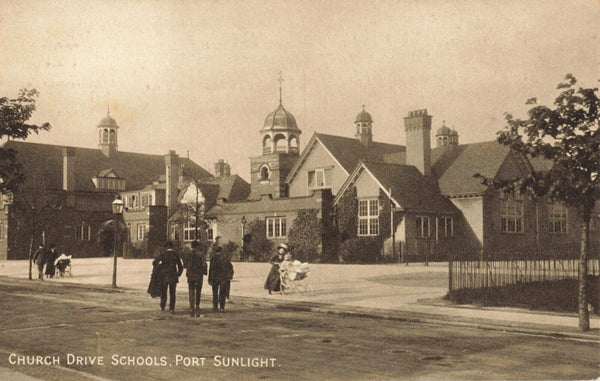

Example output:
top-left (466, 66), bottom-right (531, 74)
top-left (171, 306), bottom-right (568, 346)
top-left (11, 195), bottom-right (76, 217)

top-left (578, 208), bottom-right (590, 331)
top-left (28, 235), bottom-right (33, 280)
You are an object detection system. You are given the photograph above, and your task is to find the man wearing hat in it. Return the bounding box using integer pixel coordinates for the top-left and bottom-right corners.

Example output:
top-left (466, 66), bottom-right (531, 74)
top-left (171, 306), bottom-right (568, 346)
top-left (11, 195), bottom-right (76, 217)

top-left (264, 243), bottom-right (288, 294)
top-left (32, 243), bottom-right (47, 280)
top-left (208, 245), bottom-right (234, 312)
top-left (152, 240), bottom-right (183, 313)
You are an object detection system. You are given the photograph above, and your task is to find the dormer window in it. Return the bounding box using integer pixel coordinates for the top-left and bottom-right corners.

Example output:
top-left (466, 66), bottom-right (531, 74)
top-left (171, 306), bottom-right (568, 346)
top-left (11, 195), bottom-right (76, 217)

top-left (92, 169), bottom-right (126, 191)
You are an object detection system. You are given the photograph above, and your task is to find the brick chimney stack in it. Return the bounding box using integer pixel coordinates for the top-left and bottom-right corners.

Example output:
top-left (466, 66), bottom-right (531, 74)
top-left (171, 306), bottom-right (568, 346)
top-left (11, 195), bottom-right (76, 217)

top-left (215, 159), bottom-right (231, 178)
top-left (165, 150), bottom-right (180, 213)
top-left (403, 109), bottom-right (432, 176)
top-left (62, 147), bottom-right (76, 191)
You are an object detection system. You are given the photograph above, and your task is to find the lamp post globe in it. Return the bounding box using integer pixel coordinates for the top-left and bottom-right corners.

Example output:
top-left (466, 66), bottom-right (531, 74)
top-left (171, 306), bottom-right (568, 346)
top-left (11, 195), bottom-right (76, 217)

top-left (111, 196), bottom-right (124, 288)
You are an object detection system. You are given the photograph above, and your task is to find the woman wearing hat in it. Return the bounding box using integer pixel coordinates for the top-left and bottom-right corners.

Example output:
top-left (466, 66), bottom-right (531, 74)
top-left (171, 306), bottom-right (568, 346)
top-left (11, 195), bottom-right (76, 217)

top-left (264, 243), bottom-right (287, 294)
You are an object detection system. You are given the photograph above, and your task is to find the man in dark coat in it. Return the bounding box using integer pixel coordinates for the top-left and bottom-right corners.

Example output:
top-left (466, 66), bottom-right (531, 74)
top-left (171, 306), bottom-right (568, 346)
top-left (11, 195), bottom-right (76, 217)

top-left (208, 245), bottom-right (234, 312)
top-left (32, 244), bottom-right (46, 280)
top-left (186, 240), bottom-right (207, 317)
top-left (152, 241), bottom-right (183, 313)
top-left (45, 244), bottom-right (58, 278)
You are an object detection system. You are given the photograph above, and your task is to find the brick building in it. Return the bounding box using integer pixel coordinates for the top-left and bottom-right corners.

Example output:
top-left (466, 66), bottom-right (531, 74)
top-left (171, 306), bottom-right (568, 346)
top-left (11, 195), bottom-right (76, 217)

top-left (0, 112), bottom-right (221, 260)
top-left (211, 88), bottom-right (599, 261)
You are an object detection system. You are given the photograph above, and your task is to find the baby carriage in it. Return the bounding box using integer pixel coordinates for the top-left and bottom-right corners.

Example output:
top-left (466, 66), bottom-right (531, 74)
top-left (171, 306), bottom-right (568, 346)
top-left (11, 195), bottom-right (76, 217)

top-left (279, 260), bottom-right (313, 295)
top-left (54, 254), bottom-right (72, 277)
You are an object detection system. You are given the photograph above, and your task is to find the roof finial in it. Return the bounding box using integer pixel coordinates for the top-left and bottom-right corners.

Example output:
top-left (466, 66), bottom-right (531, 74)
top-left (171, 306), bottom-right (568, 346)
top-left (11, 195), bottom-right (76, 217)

top-left (277, 71), bottom-right (284, 105)
top-left (443, 120), bottom-right (446, 126)
top-left (107, 104), bottom-right (110, 116)
top-left (362, 104), bottom-right (365, 111)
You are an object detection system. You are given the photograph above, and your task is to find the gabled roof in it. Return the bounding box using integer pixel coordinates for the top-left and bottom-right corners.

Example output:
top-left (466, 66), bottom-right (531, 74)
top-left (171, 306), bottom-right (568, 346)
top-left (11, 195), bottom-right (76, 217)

top-left (217, 174), bottom-right (250, 202)
top-left (3, 141), bottom-right (212, 192)
top-left (335, 160), bottom-right (457, 213)
top-left (436, 141), bottom-right (511, 197)
top-left (286, 132), bottom-right (405, 183)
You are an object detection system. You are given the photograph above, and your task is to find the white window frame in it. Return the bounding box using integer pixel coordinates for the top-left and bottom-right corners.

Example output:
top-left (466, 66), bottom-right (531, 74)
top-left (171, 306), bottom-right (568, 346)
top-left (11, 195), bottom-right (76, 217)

top-left (137, 224), bottom-right (147, 241)
top-left (183, 220), bottom-right (196, 242)
top-left (501, 196), bottom-right (524, 234)
top-left (76, 224), bottom-right (91, 241)
top-left (357, 198), bottom-right (379, 236)
top-left (439, 216), bottom-right (454, 238)
top-left (308, 168), bottom-right (332, 190)
top-left (141, 193), bottom-right (153, 208)
top-left (549, 201), bottom-right (568, 234)
top-left (266, 216), bottom-right (287, 239)
top-left (0, 223), bottom-right (4, 241)
top-left (416, 216), bottom-right (431, 238)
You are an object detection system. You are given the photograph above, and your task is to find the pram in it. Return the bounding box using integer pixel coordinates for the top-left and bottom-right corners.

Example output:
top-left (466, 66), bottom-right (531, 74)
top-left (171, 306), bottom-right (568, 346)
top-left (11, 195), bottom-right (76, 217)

top-left (279, 260), bottom-right (312, 295)
top-left (54, 254), bottom-right (72, 277)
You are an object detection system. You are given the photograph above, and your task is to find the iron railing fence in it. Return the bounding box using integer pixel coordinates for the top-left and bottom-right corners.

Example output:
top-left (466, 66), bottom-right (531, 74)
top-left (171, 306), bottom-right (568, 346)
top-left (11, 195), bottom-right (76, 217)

top-left (449, 258), bottom-right (600, 291)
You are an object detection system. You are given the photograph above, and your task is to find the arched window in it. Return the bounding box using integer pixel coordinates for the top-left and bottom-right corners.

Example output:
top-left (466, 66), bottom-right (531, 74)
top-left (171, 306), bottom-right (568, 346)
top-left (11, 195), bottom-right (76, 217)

top-left (289, 135), bottom-right (298, 152)
top-left (109, 129), bottom-right (116, 144)
top-left (102, 129), bottom-right (109, 143)
top-left (273, 134), bottom-right (287, 152)
top-left (263, 135), bottom-right (273, 154)
top-left (259, 165), bottom-right (270, 181)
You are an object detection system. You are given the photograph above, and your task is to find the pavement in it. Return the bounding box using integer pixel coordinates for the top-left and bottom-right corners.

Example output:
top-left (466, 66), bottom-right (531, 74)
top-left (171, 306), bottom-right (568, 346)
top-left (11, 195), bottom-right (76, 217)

top-left (1, 257), bottom-right (599, 342)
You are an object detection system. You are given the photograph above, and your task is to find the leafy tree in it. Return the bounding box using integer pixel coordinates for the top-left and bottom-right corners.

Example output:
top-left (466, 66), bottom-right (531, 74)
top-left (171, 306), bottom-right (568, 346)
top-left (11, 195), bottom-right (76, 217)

top-left (287, 209), bottom-right (322, 262)
top-left (335, 186), bottom-right (357, 242)
top-left (497, 74), bottom-right (599, 331)
top-left (244, 219), bottom-right (273, 262)
top-left (0, 89), bottom-right (51, 194)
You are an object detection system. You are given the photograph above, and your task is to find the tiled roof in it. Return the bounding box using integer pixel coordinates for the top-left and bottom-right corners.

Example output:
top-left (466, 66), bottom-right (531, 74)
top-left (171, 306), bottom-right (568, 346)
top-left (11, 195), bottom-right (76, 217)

top-left (436, 141), bottom-right (510, 196)
top-left (361, 161), bottom-right (457, 213)
top-left (315, 133), bottom-right (405, 173)
top-left (3, 141), bottom-right (212, 192)
top-left (217, 175), bottom-right (250, 202)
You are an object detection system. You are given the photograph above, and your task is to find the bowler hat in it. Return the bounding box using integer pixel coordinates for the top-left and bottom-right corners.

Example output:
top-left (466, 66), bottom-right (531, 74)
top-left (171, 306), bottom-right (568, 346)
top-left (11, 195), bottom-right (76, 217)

top-left (277, 243), bottom-right (288, 250)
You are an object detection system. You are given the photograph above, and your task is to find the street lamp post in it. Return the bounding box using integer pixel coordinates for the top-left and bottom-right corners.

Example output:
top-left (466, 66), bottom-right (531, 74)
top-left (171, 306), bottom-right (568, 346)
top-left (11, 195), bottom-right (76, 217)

top-left (241, 216), bottom-right (247, 261)
top-left (111, 196), bottom-right (124, 288)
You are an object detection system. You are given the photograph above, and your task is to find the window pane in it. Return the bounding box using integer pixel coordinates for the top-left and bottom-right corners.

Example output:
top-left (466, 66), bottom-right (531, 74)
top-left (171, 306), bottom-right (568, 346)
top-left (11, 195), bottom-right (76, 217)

top-left (325, 168), bottom-right (332, 187)
top-left (358, 201), bottom-right (368, 216)
top-left (369, 199), bottom-right (379, 217)
top-left (316, 170), bottom-right (324, 187)
top-left (281, 218), bottom-right (287, 237)
top-left (308, 171), bottom-right (315, 188)
top-left (370, 218), bottom-right (379, 235)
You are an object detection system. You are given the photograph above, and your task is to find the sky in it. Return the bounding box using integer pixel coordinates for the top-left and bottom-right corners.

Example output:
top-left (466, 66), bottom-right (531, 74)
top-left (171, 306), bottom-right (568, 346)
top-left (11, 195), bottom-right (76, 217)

top-left (1, 0), bottom-right (599, 181)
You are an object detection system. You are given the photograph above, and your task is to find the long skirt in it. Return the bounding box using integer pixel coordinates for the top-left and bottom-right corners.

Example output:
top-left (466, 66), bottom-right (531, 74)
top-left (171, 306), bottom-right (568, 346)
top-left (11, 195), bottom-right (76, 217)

top-left (45, 262), bottom-right (55, 277)
top-left (147, 267), bottom-right (164, 298)
top-left (264, 265), bottom-right (281, 292)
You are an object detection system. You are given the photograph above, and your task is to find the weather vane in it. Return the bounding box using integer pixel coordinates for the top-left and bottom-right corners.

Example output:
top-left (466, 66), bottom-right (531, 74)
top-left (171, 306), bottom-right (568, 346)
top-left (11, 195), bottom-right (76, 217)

top-left (278, 71), bottom-right (284, 105)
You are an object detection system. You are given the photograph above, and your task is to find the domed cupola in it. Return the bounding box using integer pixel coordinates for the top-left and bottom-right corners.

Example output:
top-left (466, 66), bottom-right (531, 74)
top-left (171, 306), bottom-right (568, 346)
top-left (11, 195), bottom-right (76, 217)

top-left (435, 121), bottom-right (458, 148)
top-left (355, 105), bottom-right (373, 147)
top-left (262, 104), bottom-right (299, 132)
top-left (97, 107), bottom-right (119, 157)
top-left (259, 74), bottom-right (302, 155)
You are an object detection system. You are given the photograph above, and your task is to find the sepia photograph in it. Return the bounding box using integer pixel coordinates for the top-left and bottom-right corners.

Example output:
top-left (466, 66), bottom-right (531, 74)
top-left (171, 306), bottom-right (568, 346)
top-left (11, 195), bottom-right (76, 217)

top-left (0, 0), bottom-right (598, 380)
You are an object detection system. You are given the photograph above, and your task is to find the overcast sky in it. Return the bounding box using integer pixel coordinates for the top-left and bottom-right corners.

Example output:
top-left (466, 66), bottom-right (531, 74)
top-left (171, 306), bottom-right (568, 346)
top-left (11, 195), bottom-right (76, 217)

top-left (1, 0), bottom-right (599, 181)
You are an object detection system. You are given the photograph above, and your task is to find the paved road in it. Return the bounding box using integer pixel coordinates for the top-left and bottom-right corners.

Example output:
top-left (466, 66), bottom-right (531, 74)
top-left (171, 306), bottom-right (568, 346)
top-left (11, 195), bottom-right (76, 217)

top-left (0, 278), bottom-right (598, 381)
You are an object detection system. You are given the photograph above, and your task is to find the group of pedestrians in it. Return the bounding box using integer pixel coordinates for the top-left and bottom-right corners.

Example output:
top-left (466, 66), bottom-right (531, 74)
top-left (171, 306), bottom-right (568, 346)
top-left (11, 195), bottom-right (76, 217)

top-left (32, 243), bottom-right (59, 280)
top-left (149, 237), bottom-right (234, 317)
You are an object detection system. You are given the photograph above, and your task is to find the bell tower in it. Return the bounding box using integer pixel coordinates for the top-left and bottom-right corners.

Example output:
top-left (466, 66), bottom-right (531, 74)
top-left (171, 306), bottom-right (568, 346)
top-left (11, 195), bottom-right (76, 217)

top-left (250, 72), bottom-right (302, 200)
top-left (97, 107), bottom-right (119, 158)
